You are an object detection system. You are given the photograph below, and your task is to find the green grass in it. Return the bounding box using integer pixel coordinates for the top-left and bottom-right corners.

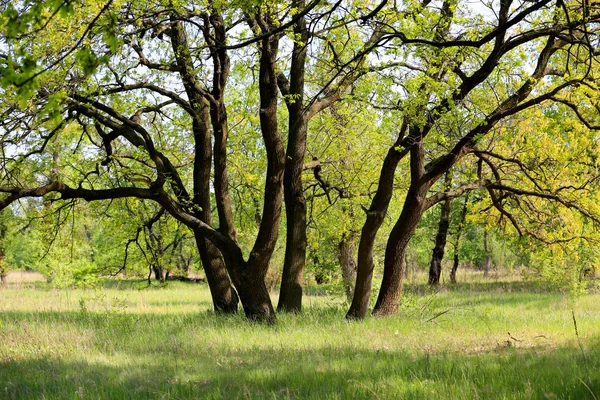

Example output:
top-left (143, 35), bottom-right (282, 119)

top-left (1, 277), bottom-right (599, 399)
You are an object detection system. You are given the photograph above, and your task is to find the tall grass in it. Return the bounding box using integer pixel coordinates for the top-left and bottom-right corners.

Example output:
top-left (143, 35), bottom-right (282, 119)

top-left (0, 276), bottom-right (599, 399)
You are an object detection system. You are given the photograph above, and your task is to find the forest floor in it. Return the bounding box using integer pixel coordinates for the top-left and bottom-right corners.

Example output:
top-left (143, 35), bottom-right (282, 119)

top-left (0, 272), bottom-right (599, 399)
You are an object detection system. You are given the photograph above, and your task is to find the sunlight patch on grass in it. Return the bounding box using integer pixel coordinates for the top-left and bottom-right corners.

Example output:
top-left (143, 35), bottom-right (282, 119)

top-left (1, 280), bottom-right (599, 399)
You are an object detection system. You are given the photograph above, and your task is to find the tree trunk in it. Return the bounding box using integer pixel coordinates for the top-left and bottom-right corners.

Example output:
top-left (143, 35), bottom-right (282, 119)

top-left (450, 254), bottom-right (459, 284)
top-left (428, 172), bottom-right (452, 285)
top-left (153, 265), bottom-right (166, 283)
top-left (428, 198), bottom-right (451, 285)
top-left (0, 274), bottom-right (6, 288)
top-left (193, 232), bottom-right (239, 313)
top-left (373, 183), bottom-right (429, 316)
top-left (169, 18), bottom-right (239, 313)
top-left (450, 195), bottom-right (468, 284)
top-left (483, 230), bottom-right (492, 277)
top-left (278, 2), bottom-right (309, 313)
top-left (236, 265), bottom-right (276, 323)
top-left (346, 130), bottom-right (407, 319)
top-left (224, 18), bottom-right (284, 323)
top-left (338, 233), bottom-right (358, 301)
top-left (190, 101), bottom-right (239, 313)
top-left (484, 255), bottom-right (492, 277)
top-left (220, 248), bottom-right (276, 323)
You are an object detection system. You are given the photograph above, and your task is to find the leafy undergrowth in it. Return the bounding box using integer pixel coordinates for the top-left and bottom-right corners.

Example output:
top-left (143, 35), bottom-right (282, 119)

top-left (0, 280), bottom-right (599, 399)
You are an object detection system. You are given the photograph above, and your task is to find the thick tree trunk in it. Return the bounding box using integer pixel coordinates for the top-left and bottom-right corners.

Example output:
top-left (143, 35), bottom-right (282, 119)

top-left (220, 248), bottom-right (276, 323)
top-left (223, 17), bottom-right (285, 323)
top-left (346, 132), bottom-right (407, 319)
top-left (153, 265), bottom-right (166, 283)
top-left (194, 232), bottom-right (239, 313)
top-left (278, 3), bottom-right (309, 313)
top-left (237, 265), bottom-right (276, 323)
top-left (169, 18), bottom-right (239, 313)
top-left (338, 233), bottom-right (358, 301)
top-left (373, 183), bottom-right (429, 316)
top-left (428, 198), bottom-right (451, 285)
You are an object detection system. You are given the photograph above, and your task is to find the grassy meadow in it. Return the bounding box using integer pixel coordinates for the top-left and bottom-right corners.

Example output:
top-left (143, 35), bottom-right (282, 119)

top-left (0, 271), bottom-right (599, 399)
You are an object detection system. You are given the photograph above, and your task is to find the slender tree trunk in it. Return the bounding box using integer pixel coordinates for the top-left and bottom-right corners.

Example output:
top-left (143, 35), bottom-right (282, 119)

top-left (278, 1), bottom-right (309, 313)
top-left (0, 274), bottom-right (6, 288)
top-left (483, 230), bottom-right (492, 277)
top-left (450, 194), bottom-right (468, 283)
top-left (338, 233), bottom-right (358, 301)
top-left (346, 128), bottom-right (407, 319)
top-left (373, 183), bottom-right (429, 316)
top-left (428, 201), bottom-right (451, 285)
top-left (190, 103), bottom-right (239, 313)
top-left (450, 254), bottom-right (459, 284)
top-left (484, 255), bottom-right (492, 277)
top-left (192, 105), bottom-right (239, 312)
top-left (429, 172), bottom-right (452, 285)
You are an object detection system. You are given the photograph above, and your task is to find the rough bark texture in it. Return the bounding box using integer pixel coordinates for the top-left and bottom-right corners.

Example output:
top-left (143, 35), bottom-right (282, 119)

top-left (194, 232), bottom-right (238, 312)
top-left (373, 182), bottom-right (429, 316)
top-left (428, 198), bottom-right (451, 285)
top-left (338, 234), bottom-right (358, 301)
top-left (278, 0), bottom-right (309, 313)
top-left (346, 132), bottom-right (407, 319)
top-left (450, 254), bottom-right (459, 284)
top-left (231, 15), bottom-right (286, 323)
top-left (450, 195), bottom-right (468, 284)
top-left (207, 14), bottom-right (237, 241)
top-left (169, 18), bottom-right (239, 313)
top-left (428, 183), bottom-right (452, 285)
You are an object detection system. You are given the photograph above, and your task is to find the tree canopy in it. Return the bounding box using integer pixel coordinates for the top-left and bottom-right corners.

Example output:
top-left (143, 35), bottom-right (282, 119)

top-left (2, 0), bottom-right (600, 321)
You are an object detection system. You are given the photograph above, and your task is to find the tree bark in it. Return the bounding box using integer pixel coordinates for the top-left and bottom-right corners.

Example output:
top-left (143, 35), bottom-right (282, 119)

top-left (373, 182), bottom-right (429, 316)
top-left (224, 13), bottom-right (285, 323)
top-left (169, 19), bottom-right (239, 313)
top-left (193, 232), bottom-right (238, 312)
top-left (278, 0), bottom-right (309, 313)
top-left (428, 172), bottom-right (453, 285)
top-left (338, 233), bottom-right (358, 301)
top-left (153, 265), bottom-right (166, 283)
top-left (190, 100), bottom-right (239, 313)
top-left (483, 230), bottom-right (492, 277)
top-left (450, 254), bottom-right (459, 284)
top-left (346, 127), bottom-right (408, 319)
top-left (207, 13), bottom-right (237, 241)
top-left (428, 198), bottom-right (451, 285)
top-left (450, 195), bottom-right (468, 283)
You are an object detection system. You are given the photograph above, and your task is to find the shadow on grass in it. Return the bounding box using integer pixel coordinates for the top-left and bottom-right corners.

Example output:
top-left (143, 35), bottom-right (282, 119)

top-left (404, 280), bottom-right (564, 295)
top-left (2, 339), bottom-right (599, 400)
